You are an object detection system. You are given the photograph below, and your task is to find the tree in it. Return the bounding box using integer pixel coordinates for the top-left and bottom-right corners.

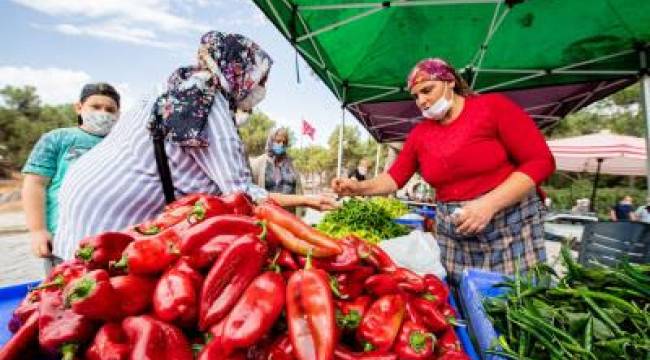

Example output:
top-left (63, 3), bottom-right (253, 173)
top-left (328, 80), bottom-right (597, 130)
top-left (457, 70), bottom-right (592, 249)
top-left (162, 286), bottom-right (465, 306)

top-left (0, 86), bottom-right (76, 175)
top-left (238, 112), bottom-right (276, 157)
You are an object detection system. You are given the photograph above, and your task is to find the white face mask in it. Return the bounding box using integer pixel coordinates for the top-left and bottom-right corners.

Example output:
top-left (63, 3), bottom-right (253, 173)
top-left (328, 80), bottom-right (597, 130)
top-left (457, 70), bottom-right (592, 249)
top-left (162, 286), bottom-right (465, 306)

top-left (81, 111), bottom-right (118, 136)
top-left (422, 83), bottom-right (453, 120)
top-left (238, 85), bottom-right (266, 111)
top-left (234, 110), bottom-right (252, 127)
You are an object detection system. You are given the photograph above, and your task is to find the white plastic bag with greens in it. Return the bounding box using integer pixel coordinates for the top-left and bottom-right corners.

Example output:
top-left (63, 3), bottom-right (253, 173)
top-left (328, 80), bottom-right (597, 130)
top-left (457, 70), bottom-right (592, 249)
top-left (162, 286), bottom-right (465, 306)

top-left (379, 230), bottom-right (447, 279)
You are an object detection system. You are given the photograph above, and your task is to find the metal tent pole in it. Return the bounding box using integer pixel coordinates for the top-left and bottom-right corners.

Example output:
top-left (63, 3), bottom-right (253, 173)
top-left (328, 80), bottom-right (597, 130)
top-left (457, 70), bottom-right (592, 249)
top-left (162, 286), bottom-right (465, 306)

top-left (590, 158), bottom-right (604, 212)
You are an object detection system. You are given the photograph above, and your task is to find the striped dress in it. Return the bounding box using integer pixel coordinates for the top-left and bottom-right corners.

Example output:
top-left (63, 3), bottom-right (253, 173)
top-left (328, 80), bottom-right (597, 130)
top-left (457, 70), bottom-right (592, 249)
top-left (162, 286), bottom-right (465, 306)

top-left (53, 90), bottom-right (267, 260)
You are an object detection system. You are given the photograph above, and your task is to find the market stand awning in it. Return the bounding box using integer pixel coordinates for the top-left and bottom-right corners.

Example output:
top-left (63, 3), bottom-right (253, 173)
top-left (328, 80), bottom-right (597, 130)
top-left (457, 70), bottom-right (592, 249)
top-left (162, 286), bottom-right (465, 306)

top-left (252, 0), bottom-right (650, 141)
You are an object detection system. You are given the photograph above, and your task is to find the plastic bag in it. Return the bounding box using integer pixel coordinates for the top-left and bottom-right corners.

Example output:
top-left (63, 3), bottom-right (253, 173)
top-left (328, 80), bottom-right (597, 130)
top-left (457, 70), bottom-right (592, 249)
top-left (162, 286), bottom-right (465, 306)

top-left (379, 230), bottom-right (447, 279)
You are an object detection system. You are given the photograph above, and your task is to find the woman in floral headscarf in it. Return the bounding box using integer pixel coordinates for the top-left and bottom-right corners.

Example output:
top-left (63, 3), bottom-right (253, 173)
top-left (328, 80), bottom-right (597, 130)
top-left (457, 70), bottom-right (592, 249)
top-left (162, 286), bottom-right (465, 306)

top-left (53, 31), bottom-right (336, 260)
top-left (332, 58), bottom-right (555, 282)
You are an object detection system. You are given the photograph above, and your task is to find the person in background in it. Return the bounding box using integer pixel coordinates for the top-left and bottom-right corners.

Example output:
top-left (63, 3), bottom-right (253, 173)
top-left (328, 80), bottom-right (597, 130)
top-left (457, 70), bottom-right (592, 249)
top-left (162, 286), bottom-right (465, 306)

top-left (349, 158), bottom-right (370, 181)
top-left (21, 83), bottom-right (121, 273)
top-left (634, 197), bottom-right (650, 223)
top-left (610, 195), bottom-right (637, 221)
top-left (571, 198), bottom-right (591, 216)
top-left (250, 127), bottom-right (301, 197)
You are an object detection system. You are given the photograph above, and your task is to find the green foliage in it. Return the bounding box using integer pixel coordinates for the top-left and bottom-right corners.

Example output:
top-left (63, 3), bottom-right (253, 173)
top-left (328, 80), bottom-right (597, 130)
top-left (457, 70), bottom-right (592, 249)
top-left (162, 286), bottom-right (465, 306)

top-left (317, 198), bottom-right (410, 243)
top-left (0, 86), bottom-right (76, 175)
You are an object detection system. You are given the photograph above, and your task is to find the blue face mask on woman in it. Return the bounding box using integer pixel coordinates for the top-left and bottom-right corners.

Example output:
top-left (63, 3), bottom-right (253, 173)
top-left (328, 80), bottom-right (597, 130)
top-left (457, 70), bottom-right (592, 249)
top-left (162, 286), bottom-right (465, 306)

top-left (271, 142), bottom-right (286, 156)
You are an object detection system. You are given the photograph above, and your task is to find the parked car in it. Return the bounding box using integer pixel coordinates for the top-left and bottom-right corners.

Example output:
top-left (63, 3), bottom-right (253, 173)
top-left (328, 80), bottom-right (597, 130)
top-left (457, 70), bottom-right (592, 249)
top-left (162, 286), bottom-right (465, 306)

top-left (544, 212), bottom-right (598, 242)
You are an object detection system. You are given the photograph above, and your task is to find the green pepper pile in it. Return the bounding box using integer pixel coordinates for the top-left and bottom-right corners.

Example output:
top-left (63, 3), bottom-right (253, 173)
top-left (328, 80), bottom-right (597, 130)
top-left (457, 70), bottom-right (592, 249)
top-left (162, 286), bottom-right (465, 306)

top-left (317, 198), bottom-right (410, 244)
top-left (484, 247), bottom-right (650, 360)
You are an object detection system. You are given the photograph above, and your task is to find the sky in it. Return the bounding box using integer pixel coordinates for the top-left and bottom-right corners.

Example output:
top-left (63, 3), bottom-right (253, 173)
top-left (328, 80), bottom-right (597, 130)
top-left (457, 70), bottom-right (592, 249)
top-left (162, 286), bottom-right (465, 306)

top-left (0, 0), bottom-right (366, 146)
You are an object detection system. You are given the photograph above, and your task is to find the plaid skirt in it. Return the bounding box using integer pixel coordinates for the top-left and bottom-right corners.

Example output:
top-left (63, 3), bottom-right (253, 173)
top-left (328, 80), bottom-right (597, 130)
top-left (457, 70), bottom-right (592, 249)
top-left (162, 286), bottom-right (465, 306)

top-left (436, 191), bottom-right (546, 284)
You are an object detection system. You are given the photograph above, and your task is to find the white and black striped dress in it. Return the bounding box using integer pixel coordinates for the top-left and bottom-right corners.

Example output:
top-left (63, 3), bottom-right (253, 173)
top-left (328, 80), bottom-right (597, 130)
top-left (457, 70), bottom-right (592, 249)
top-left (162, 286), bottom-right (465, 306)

top-left (53, 91), bottom-right (267, 260)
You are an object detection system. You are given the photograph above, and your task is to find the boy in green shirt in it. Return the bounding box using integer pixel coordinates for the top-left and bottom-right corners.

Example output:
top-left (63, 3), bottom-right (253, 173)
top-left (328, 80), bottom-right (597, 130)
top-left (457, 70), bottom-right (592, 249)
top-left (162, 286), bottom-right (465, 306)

top-left (22, 83), bottom-right (121, 273)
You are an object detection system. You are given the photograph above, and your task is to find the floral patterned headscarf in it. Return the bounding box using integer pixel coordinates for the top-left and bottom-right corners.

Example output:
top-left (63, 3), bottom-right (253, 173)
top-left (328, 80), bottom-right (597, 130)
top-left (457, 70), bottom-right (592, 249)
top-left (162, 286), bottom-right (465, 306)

top-left (151, 31), bottom-right (273, 147)
top-left (406, 58), bottom-right (455, 91)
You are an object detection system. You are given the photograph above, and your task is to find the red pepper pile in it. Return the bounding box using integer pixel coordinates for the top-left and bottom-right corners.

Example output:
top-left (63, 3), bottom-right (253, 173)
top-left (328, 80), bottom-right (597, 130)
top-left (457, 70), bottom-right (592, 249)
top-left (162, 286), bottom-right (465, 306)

top-left (1, 193), bottom-right (470, 360)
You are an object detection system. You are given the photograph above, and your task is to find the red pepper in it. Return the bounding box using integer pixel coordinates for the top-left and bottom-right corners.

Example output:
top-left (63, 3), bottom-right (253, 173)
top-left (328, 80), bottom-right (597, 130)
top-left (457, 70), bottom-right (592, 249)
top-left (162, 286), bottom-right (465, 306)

top-left (439, 302), bottom-right (458, 321)
top-left (356, 240), bottom-right (397, 273)
top-left (298, 236), bottom-right (360, 271)
top-left (394, 321), bottom-right (434, 360)
top-left (333, 345), bottom-right (398, 360)
top-left (33, 259), bottom-right (89, 293)
top-left (179, 214), bottom-right (263, 254)
top-left (8, 295), bottom-right (39, 333)
top-left (390, 268), bottom-right (425, 293)
top-left (153, 264), bottom-right (201, 328)
top-left (0, 311), bottom-right (39, 360)
top-left (110, 274), bottom-right (157, 316)
top-left (221, 272), bottom-right (286, 352)
top-left (199, 234), bottom-right (268, 330)
top-left (336, 296), bottom-right (371, 331)
top-left (38, 290), bottom-right (96, 359)
top-left (405, 296), bottom-right (427, 325)
top-left (64, 269), bottom-right (122, 321)
top-left (85, 323), bottom-right (131, 360)
top-left (182, 234), bottom-right (239, 270)
top-left (197, 322), bottom-right (248, 360)
top-left (164, 193), bottom-right (205, 211)
top-left (286, 258), bottom-right (336, 360)
top-left (122, 315), bottom-right (193, 360)
top-left (267, 335), bottom-right (295, 360)
top-left (357, 294), bottom-right (406, 352)
top-left (255, 203), bottom-right (342, 255)
top-left (411, 298), bottom-right (451, 334)
top-left (364, 273), bottom-right (401, 296)
top-left (437, 328), bottom-right (462, 354)
top-left (332, 265), bottom-right (375, 299)
top-left (222, 191), bottom-right (254, 215)
top-left (275, 248), bottom-right (299, 271)
top-left (76, 232), bottom-right (134, 269)
top-left (422, 274), bottom-right (450, 306)
top-left (438, 350), bottom-right (470, 360)
top-left (112, 228), bottom-right (181, 274)
top-left (135, 205), bottom-right (195, 235)
top-left (267, 222), bottom-right (339, 258)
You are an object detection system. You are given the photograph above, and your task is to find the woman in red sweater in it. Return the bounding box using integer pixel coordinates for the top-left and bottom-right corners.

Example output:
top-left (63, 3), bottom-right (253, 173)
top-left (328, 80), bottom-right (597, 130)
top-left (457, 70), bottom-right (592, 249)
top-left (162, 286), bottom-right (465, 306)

top-left (332, 58), bottom-right (555, 282)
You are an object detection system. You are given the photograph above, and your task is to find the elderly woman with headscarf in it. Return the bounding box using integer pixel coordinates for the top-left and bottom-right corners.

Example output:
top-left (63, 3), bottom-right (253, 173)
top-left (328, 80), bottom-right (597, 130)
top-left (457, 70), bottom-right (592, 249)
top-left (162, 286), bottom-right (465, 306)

top-left (332, 58), bottom-right (555, 282)
top-left (250, 127), bottom-right (301, 196)
top-left (53, 31), bottom-right (336, 260)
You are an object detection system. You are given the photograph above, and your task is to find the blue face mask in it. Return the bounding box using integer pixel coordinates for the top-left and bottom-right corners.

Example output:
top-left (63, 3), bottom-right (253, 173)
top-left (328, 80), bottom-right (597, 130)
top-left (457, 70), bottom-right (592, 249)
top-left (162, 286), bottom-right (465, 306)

top-left (271, 142), bottom-right (286, 156)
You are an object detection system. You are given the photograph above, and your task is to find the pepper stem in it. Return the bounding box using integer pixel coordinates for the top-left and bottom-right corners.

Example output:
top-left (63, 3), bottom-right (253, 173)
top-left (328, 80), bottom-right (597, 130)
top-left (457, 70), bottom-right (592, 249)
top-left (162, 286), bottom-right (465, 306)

top-left (111, 255), bottom-right (128, 271)
top-left (257, 220), bottom-right (268, 242)
top-left (75, 246), bottom-right (94, 261)
top-left (32, 274), bottom-right (65, 291)
top-left (268, 249), bottom-right (282, 273)
top-left (65, 278), bottom-right (96, 308)
top-left (305, 248), bottom-right (313, 270)
top-left (60, 343), bottom-right (78, 360)
top-left (363, 342), bottom-right (375, 352)
top-left (188, 201), bottom-right (207, 224)
top-left (409, 331), bottom-right (428, 353)
top-left (134, 225), bottom-right (160, 236)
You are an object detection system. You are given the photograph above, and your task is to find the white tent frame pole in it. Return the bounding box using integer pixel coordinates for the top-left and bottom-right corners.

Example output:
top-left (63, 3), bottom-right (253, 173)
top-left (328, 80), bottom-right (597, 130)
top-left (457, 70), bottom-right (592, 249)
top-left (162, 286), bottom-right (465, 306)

top-left (337, 108), bottom-right (346, 178)
top-left (337, 85), bottom-right (348, 178)
top-left (297, 6), bottom-right (383, 43)
top-left (470, 1), bottom-right (508, 88)
top-left (375, 143), bottom-right (382, 177)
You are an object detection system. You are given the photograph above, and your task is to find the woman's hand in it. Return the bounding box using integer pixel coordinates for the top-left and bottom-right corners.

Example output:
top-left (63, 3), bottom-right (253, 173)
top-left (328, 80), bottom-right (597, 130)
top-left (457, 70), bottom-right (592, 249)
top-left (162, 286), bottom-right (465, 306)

top-left (454, 198), bottom-right (497, 236)
top-left (304, 194), bottom-right (339, 211)
top-left (331, 178), bottom-right (360, 196)
top-left (30, 230), bottom-right (52, 258)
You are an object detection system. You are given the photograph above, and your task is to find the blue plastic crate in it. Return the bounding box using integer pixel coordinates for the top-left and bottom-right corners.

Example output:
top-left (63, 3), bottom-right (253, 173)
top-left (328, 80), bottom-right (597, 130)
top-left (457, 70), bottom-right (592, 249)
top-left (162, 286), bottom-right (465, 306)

top-left (394, 217), bottom-right (425, 230)
top-left (459, 269), bottom-right (509, 360)
top-left (448, 289), bottom-right (480, 360)
top-left (0, 280), bottom-right (41, 347)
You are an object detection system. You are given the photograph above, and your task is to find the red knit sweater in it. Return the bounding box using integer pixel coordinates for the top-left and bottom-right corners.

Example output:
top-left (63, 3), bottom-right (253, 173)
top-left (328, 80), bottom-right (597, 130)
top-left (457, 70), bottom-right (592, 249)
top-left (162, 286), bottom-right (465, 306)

top-left (388, 93), bottom-right (555, 202)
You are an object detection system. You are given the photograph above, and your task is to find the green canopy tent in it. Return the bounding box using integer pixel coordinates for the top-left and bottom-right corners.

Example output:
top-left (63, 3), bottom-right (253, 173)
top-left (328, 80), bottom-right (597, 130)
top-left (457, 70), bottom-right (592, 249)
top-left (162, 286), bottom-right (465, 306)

top-left (252, 0), bottom-right (650, 179)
